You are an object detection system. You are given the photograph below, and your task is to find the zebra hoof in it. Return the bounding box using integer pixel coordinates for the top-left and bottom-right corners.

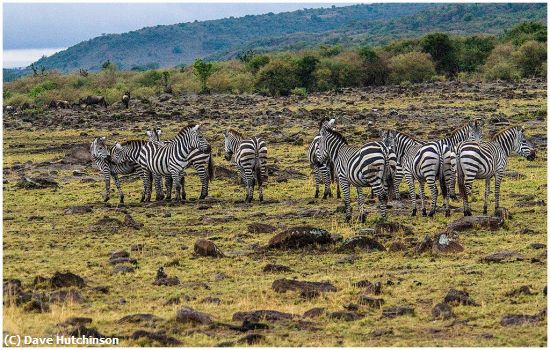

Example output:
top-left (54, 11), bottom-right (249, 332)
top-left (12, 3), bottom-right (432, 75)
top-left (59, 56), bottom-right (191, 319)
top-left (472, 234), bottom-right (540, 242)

top-left (483, 208), bottom-right (488, 215)
top-left (156, 195), bottom-right (165, 201)
top-left (322, 193), bottom-right (328, 200)
top-left (464, 209), bottom-right (472, 217)
top-left (411, 208), bottom-right (417, 216)
top-left (422, 209), bottom-right (427, 217)
top-left (337, 194), bottom-right (341, 199)
top-left (259, 196), bottom-right (264, 202)
top-left (199, 194), bottom-right (207, 200)
top-left (445, 210), bottom-right (451, 217)
top-left (359, 214), bottom-right (366, 223)
top-left (450, 194), bottom-right (458, 200)
top-left (428, 210), bottom-right (435, 217)
top-left (314, 191), bottom-right (319, 198)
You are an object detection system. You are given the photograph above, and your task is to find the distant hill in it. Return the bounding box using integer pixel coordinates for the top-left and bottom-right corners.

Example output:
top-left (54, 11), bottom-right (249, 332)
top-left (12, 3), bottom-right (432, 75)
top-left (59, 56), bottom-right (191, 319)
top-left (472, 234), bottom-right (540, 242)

top-left (7, 3), bottom-right (547, 78)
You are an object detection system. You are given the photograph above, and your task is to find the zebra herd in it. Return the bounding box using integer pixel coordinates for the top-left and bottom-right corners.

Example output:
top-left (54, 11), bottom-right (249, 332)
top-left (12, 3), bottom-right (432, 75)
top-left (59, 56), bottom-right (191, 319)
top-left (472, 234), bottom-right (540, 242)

top-left (309, 118), bottom-right (536, 221)
top-left (89, 118), bottom-right (536, 222)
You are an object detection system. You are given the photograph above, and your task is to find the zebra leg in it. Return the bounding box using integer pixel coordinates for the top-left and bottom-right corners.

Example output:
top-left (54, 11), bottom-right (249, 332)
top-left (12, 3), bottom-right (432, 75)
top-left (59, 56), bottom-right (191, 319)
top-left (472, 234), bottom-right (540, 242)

top-left (181, 175), bottom-right (186, 201)
top-left (165, 176), bottom-right (173, 201)
top-left (313, 166), bottom-right (320, 198)
top-left (103, 175), bottom-right (111, 202)
top-left (405, 173), bottom-right (416, 216)
top-left (336, 177), bottom-right (341, 199)
top-left (374, 184), bottom-right (388, 219)
top-left (483, 177), bottom-right (491, 215)
top-left (154, 175), bottom-right (164, 201)
top-left (462, 177), bottom-right (473, 217)
top-left (112, 173), bottom-right (124, 204)
top-left (494, 174), bottom-right (503, 213)
top-left (140, 169), bottom-right (152, 202)
top-left (172, 173), bottom-right (184, 202)
top-left (419, 180), bottom-right (427, 217)
top-left (427, 178), bottom-right (438, 217)
top-left (339, 177), bottom-right (352, 222)
top-left (393, 169), bottom-right (403, 200)
top-left (322, 166), bottom-right (332, 199)
top-left (356, 187), bottom-right (366, 223)
top-left (197, 165), bottom-right (209, 200)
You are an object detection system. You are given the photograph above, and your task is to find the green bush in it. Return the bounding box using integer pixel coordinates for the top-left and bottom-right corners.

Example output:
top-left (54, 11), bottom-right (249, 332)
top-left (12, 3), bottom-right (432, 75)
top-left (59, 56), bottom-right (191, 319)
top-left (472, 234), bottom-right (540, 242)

top-left (247, 55), bottom-right (270, 73)
top-left (512, 40), bottom-right (547, 77)
top-left (458, 35), bottom-right (496, 72)
top-left (503, 21), bottom-right (547, 45)
top-left (256, 58), bottom-right (299, 96)
top-left (28, 80), bottom-right (57, 97)
top-left (5, 92), bottom-right (33, 106)
top-left (290, 87), bottom-right (307, 97)
top-left (482, 44), bottom-right (520, 81)
top-left (421, 33), bottom-right (459, 77)
top-left (136, 70), bottom-right (164, 87)
top-left (388, 51), bottom-right (436, 84)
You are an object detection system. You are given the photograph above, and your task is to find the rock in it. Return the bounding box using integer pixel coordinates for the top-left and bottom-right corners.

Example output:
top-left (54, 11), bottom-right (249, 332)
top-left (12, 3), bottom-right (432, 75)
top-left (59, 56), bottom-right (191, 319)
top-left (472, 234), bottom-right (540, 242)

top-left (130, 330), bottom-right (181, 346)
top-left (200, 296), bottom-right (221, 305)
top-left (91, 286), bottom-right (109, 294)
top-left (237, 334), bottom-right (265, 345)
top-left (50, 272), bottom-right (85, 288)
top-left (329, 310), bottom-right (364, 321)
top-left (131, 244), bottom-right (144, 252)
top-left (232, 310), bottom-right (297, 322)
top-left (337, 236), bottom-right (385, 253)
top-left (272, 278), bottom-right (337, 298)
top-left (153, 267), bottom-right (179, 286)
top-left (447, 216), bottom-right (503, 233)
top-left (64, 325), bottom-right (105, 338)
top-left (247, 223), bottom-right (276, 234)
top-left (58, 317), bottom-right (93, 327)
top-left (16, 176), bottom-right (58, 189)
top-left (262, 264), bottom-right (292, 273)
top-left (358, 295), bottom-right (385, 308)
top-left (432, 303), bottom-right (454, 320)
top-left (110, 250), bottom-right (129, 259)
top-left (124, 213), bottom-right (143, 230)
top-left (23, 299), bottom-right (50, 313)
top-left (494, 207), bottom-right (511, 220)
top-left (481, 251), bottom-right (525, 263)
top-left (118, 313), bottom-right (162, 324)
top-left (278, 208), bottom-right (329, 219)
top-left (501, 313), bottom-right (543, 326)
top-left (388, 241), bottom-right (407, 252)
top-left (414, 235), bottom-right (433, 255)
top-left (374, 222), bottom-right (413, 236)
top-left (175, 306), bottom-right (214, 325)
top-left (194, 239), bottom-right (224, 257)
top-left (444, 289), bottom-right (479, 306)
top-left (109, 257), bottom-right (137, 265)
top-left (505, 285), bottom-right (535, 297)
top-left (64, 205), bottom-right (92, 214)
top-left (49, 290), bottom-right (84, 304)
top-left (529, 243), bottom-right (546, 250)
top-left (370, 328), bottom-right (394, 337)
top-left (201, 215), bottom-right (236, 224)
top-left (229, 320), bottom-right (270, 332)
top-left (112, 265), bottom-right (135, 274)
top-left (303, 307), bottom-right (326, 318)
top-left (267, 226), bottom-right (332, 250)
top-left (382, 306), bottom-right (415, 318)
top-left (432, 233), bottom-right (464, 255)
top-left (158, 93), bottom-right (172, 102)
top-left (336, 254), bottom-right (361, 264)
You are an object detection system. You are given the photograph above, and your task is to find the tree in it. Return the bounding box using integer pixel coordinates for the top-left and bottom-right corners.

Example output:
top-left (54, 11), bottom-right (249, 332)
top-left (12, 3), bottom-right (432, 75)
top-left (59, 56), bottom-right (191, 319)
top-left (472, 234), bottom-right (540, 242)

top-left (256, 59), bottom-right (299, 96)
top-left (512, 40), bottom-right (547, 77)
top-left (358, 46), bottom-right (388, 85)
top-left (296, 55), bottom-right (319, 91)
top-left (193, 59), bottom-right (213, 94)
top-left (458, 35), bottom-right (496, 72)
top-left (503, 21), bottom-right (547, 45)
top-left (388, 51), bottom-right (436, 84)
top-left (421, 33), bottom-right (459, 78)
top-left (247, 55), bottom-right (270, 73)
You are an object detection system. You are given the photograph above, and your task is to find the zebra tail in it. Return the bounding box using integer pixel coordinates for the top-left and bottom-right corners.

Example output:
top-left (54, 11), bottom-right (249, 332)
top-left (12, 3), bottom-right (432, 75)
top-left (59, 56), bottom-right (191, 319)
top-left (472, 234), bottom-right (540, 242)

top-left (208, 155), bottom-right (214, 182)
top-left (457, 153), bottom-right (466, 198)
top-left (439, 154), bottom-right (448, 198)
top-left (329, 161), bottom-right (335, 184)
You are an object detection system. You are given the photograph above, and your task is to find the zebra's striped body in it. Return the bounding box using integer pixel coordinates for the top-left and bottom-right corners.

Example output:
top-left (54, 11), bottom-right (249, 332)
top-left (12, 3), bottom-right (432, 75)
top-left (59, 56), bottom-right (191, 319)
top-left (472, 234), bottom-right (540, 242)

top-left (224, 129), bottom-right (268, 203)
top-left (457, 126), bottom-right (535, 216)
top-left (153, 128), bottom-right (214, 200)
top-left (308, 118), bottom-right (340, 199)
top-left (90, 137), bottom-right (138, 204)
top-left (318, 126), bottom-right (396, 222)
top-left (125, 125), bottom-right (210, 203)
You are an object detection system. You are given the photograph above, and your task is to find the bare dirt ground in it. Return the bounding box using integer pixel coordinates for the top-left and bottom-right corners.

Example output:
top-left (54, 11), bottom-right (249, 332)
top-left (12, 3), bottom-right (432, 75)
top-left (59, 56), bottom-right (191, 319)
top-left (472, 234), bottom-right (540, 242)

top-left (3, 79), bottom-right (547, 346)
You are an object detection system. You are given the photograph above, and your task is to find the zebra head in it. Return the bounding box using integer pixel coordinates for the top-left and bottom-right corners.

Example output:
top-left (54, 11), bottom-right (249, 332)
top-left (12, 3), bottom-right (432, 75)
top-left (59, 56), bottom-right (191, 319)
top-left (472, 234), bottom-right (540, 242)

top-left (223, 129), bottom-right (241, 161)
top-left (379, 129), bottom-right (396, 151)
top-left (515, 127), bottom-right (536, 160)
top-left (90, 137), bottom-right (110, 160)
top-left (187, 124), bottom-right (211, 154)
top-left (466, 118), bottom-right (483, 141)
top-left (146, 127), bottom-right (162, 142)
top-left (111, 143), bottom-right (127, 163)
top-left (319, 117), bottom-right (336, 132)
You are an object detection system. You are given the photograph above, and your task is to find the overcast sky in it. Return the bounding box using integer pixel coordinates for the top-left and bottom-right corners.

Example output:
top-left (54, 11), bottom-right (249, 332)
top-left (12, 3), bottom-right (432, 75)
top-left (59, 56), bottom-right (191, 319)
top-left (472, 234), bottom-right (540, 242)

top-left (4, 3), bottom-right (350, 50)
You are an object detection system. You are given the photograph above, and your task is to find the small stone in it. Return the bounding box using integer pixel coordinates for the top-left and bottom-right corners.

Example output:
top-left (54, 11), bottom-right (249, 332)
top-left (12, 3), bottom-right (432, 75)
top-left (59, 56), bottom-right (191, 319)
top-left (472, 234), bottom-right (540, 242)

top-left (432, 303), bottom-right (454, 320)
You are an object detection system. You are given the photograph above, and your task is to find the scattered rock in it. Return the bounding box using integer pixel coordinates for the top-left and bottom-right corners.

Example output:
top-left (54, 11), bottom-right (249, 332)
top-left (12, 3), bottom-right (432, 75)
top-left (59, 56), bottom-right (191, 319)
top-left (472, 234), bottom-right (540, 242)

top-left (272, 278), bottom-right (337, 298)
top-left (303, 307), bottom-right (326, 318)
top-left (267, 226), bottom-right (332, 250)
top-left (16, 176), bottom-right (58, 189)
top-left (505, 285), bottom-right (535, 297)
top-left (23, 299), bottom-right (50, 313)
top-left (444, 289), bottom-right (479, 306)
top-left (247, 223), bottom-right (277, 234)
top-left (194, 239), bottom-right (224, 257)
top-left (64, 205), bottom-right (92, 214)
top-left (118, 313), bottom-right (162, 324)
top-left (501, 313), bottom-right (543, 326)
top-left (112, 265), bottom-right (135, 274)
top-left (447, 216), bottom-right (503, 233)
top-left (110, 250), bottom-right (129, 259)
top-left (432, 303), bottom-right (454, 320)
top-left (58, 317), bottom-right (92, 327)
top-left (370, 328), bottom-right (394, 337)
top-left (329, 310), bottom-right (364, 321)
top-left (50, 272), bottom-right (85, 288)
top-left (175, 306), bottom-right (214, 325)
top-left (336, 254), bottom-right (361, 264)
top-left (109, 257), bottom-right (137, 265)
top-left (129, 330), bottom-right (181, 346)
top-left (337, 236), bottom-right (385, 253)
top-left (432, 233), bottom-right (464, 255)
top-left (124, 213), bottom-right (143, 230)
top-left (153, 267), bottom-right (179, 286)
top-left (200, 297), bottom-right (221, 305)
top-left (388, 240), bottom-right (407, 252)
top-left (229, 319), bottom-right (270, 332)
top-left (414, 235), bottom-right (433, 255)
top-left (382, 306), bottom-right (415, 318)
top-left (529, 243), bottom-right (546, 250)
top-left (358, 295), bottom-right (385, 308)
top-left (481, 251), bottom-right (525, 263)
top-left (237, 333), bottom-right (265, 345)
top-left (91, 286), bottom-right (109, 294)
top-left (262, 264), bottom-right (292, 273)
top-left (232, 310), bottom-right (297, 323)
top-left (63, 325), bottom-right (105, 338)
top-left (49, 290), bottom-right (84, 304)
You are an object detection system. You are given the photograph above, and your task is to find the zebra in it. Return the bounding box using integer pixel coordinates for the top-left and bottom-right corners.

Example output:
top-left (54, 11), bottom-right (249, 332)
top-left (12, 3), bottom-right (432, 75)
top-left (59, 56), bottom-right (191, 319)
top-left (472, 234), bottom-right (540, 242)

top-left (223, 129), bottom-right (268, 203)
top-left (90, 136), bottom-right (138, 204)
top-left (308, 118), bottom-right (340, 199)
top-left (317, 123), bottom-right (397, 222)
top-left (457, 126), bottom-right (535, 216)
top-left (135, 124), bottom-right (211, 202)
top-left (150, 127), bottom-right (214, 200)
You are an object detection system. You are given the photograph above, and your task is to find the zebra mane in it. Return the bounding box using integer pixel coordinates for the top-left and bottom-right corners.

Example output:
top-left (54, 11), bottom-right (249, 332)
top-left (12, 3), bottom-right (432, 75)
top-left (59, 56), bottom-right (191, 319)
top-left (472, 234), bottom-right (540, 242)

top-left (177, 124), bottom-right (200, 136)
top-left (227, 128), bottom-right (243, 138)
top-left (119, 140), bottom-right (146, 146)
top-left (450, 120), bottom-right (476, 136)
top-left (492, 126), bottom-right (521, 141)
top-left (390, 130), bottom-right (419, 142)
top-left (325, 127), bottom-right (348, 145)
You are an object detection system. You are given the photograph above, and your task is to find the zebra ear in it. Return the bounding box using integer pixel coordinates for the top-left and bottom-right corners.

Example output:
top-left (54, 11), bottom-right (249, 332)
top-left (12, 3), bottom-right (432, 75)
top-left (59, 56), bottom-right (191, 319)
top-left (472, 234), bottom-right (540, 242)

top-left (100, 136), bottom-right (106, 141)
top-left (115, 143), bottom-right (122, 150)
top-left (328, 118), bottom-right (336, 126)
top-left (520, 125), bottom-right (525, 133)
top-left (192, 124), bottom-right (200, 131)
top-left (146, 130), bottom-right (152, 137)
top-left (157, 128), bottom-right (162, 135)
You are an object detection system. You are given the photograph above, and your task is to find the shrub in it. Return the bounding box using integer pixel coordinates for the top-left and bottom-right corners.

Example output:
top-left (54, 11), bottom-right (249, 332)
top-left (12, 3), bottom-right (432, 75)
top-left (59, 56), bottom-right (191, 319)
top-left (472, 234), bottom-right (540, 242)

top-left (503, 21), bottom-right (547, 45)
top-left (5, 92), bottom-right (33, 106)
top-left (132, 86), bottom-right (157, 101)
top-left (512, 40), bottom-right (547, 77)
top-left (358, 47), bottom-right (389, 85)
top-left (136, 70), bottom-right (164, 87)
top-left (388, 51), bottom-right (436, 84)
top-left (458, 35), bottom-right (496, 72)
top-left (296, 55), bottom-right (319, 91)
top-left (482, 43), bottom-right (520, 81)
top-left (28, 80), bottom-right (57, 97)
top-left (421, 33), bottom-right (459, 77)
top-left (290, 87), bottom-right (307, 97)
top-left (247, 55), bottom-right (270, 73)
top-left (193, 59), bottom-right (214, 94)
top-left (256, 59), bottom-right (299, 96)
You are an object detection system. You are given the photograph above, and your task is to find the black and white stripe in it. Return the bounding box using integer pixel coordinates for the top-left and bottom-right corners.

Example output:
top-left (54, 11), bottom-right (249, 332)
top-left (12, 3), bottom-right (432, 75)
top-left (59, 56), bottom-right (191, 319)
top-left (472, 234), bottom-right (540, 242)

top-left (90, 137), bottom-right (137, 204)
top-left (308, 118), bottom-right (340, 199)
top-left (457, 126), bottom-right (535, 216)
top-left (318, 125), bottom-right (396, 222)
top-left (223, 129), bottom-right (268, 203)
